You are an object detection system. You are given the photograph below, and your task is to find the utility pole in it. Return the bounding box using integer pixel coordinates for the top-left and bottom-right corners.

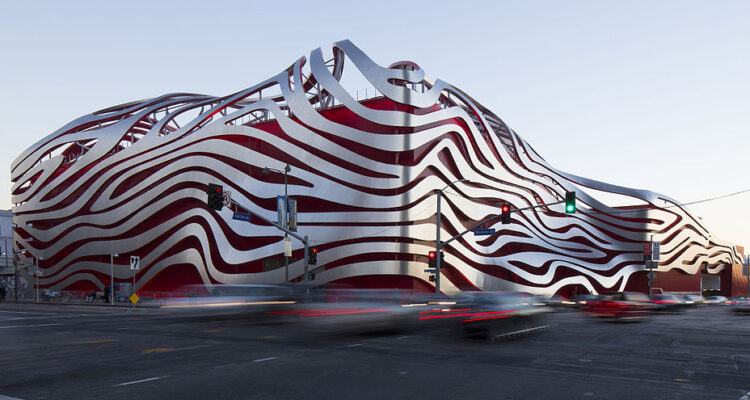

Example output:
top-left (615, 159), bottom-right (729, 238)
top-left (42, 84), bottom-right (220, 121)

top-left (13, 249), bottom-right (18, 301)
top-left (263, 164), bottom-right (292, 283)
top-left (35, 257), bottom-right (39, 303)
top-left (435, 179), bottom-right (467, 294)
top-left (110, 253), bottom-right (118, 304)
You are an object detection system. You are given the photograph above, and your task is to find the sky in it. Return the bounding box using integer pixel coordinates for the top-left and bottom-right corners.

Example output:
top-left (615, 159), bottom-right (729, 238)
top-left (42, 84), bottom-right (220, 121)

top-left (1, 0), bottom-right (748, 253)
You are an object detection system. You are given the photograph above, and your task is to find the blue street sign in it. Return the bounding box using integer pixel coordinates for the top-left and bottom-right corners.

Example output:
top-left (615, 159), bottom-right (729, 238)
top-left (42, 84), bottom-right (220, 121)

top-left (473, 228), bottom-right (496, 236)
top-left (424, 269), bottom-right (436, 273)
top-left (232, 212), bottom-right (251, 222)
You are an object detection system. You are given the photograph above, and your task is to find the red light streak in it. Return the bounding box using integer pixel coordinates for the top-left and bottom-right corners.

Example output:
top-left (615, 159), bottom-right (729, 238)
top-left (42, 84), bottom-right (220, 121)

top-left (418, 309), bottom-right (516, 320)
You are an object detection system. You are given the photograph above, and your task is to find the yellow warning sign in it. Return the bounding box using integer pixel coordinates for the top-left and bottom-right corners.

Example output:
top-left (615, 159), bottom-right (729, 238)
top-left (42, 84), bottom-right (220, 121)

top-left (130, 293), bottom-right (140, 304)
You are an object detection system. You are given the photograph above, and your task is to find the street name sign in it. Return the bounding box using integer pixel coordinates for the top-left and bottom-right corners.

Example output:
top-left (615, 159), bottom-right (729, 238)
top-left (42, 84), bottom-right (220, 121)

top-left (232, 212), bottom-right (251, 222)
top-left (473, 228), bottom-right (496, 236)
top-left (424, 268), bottom-right (436, 273)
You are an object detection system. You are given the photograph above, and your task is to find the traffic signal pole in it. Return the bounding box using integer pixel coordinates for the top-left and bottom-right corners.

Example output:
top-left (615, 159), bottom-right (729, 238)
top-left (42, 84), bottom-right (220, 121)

top-left (435, 191), bottom-right (574, 294)
top-left (435, 190), bottom-right (442, 295)
top-left (224, 197), bottom-right (311, 282)
top-left (441, 199), bottom-right (571, 249)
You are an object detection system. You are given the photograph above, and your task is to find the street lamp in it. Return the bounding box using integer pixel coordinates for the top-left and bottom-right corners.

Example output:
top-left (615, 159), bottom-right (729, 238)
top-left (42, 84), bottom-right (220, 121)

top-left (262, 163), bottom-right (292, 283)
top-left (110, 253), bottom-right (118, 304)
top-left (35, 256), bottom-right (44, 303)
top-left (435, 178), bottom-right (467, 295)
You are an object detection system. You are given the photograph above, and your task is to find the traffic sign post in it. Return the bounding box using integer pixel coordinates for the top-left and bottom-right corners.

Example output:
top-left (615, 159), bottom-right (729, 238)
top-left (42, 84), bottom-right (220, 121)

top-left (130, 256), bottom-right (139, 310)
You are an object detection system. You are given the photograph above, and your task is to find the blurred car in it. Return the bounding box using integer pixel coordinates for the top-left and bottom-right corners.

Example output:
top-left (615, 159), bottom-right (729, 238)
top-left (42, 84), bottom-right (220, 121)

top-left (704, 295), bottom-right (730, 305)
top-left (275, 289), bottom-right (430, 335)
top-left (729, 298), bottom-right (750, 314)
top-left (586, 292), bottom-right (653, 320)
top-left (679, 294), bottom-right (704, 306)
top-left (649, 294), bottom-right (684, 312)
top-left (451, 292), bottom-right (550, 342)
top-left (157, 284), bottom-right (296, 320)
top-left (573, 294), bottom-right (606, 312)
top-left (540, 294), bottom-right (575, 309)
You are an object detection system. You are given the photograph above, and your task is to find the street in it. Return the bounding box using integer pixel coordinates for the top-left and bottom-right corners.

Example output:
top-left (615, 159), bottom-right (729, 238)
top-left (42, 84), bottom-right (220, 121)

top-left (1, 304), bottom-right (749, 400)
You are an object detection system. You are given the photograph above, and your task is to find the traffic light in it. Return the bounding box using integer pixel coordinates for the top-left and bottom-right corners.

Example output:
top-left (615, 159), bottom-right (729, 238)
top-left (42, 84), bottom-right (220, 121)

top-left (428, 275), bottom-right (436, 282)
top-left (501, 203), bottom-right (511, 224)
top-left (308, 247), bottom-right (318, 265)
top-left (565, 191), bottom-right (576, 214)
top-left (428, 251), bottom-right (436, 268)
top-left (207, 183), bottom-right (224, 210)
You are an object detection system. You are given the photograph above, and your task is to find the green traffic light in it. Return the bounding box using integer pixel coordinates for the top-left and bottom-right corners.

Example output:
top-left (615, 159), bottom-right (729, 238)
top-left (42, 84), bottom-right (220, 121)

top-left (564, 191), bottom-right (576, 214)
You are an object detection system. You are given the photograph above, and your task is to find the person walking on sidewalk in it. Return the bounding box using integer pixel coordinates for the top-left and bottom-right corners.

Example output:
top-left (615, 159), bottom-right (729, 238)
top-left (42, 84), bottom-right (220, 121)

top-left (0, 285), bottom-right (7, 302)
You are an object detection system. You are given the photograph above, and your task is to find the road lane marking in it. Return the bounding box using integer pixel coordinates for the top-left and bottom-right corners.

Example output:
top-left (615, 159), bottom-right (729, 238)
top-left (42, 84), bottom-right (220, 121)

top-left (347, 344), bottom-right (362, 348)
top-left (261, 335), bottom-right (278, 339)
top-left (0, 323), bottom-right (63, 329)
top-left (113, 376), bottom-right (166, 387)
top-left (253, 357), bottom-right (277, 362)
top-left (69, 339), bottom-right (119, 345)
top-left (141, 348), bottom-right (178, 354)
top-left (204, 329), bottom-right (223, 333)
top-left (398, 336), bottom-right (409, 339)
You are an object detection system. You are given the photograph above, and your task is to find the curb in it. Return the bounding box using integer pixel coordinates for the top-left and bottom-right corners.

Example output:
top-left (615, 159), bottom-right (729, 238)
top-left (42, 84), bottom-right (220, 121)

top-left (0, 301), bottom-right (159, 313)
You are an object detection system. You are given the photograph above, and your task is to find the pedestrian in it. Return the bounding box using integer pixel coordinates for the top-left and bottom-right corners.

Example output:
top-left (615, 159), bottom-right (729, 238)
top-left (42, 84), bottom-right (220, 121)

top-left (104, 286), bottom-right (111, 304)
top-left (0, 285), bottom-right (6, 302)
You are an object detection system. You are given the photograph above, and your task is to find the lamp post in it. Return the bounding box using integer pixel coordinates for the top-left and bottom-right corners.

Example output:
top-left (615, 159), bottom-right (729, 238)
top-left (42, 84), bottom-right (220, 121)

top-left (35, 256), bottom-right (43, 303)
top-left (13, 250), bottom-right (18, 302)
top-left (435, 179), bottom-right (467, 295)
top-left (110, 253), bottom-right (118, 304)
top-left (263, 163), bottom-right (292, 283)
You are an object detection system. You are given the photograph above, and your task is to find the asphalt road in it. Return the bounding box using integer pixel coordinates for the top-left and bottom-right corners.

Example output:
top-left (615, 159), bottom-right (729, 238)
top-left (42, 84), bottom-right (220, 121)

top-left (1, 303), bottom-right (749, 400)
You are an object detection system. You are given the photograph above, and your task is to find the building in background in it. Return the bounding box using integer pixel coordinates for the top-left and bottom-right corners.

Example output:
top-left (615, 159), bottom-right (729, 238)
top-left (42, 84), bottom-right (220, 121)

top-left (9, 41), bottom-right (746, 298)
top-left (0, 209), bottom-right (16, 296)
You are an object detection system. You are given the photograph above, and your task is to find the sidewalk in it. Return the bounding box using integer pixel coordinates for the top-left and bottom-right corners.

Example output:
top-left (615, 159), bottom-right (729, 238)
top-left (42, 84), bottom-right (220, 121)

top-left (0, 299), bottom-right (159, 313)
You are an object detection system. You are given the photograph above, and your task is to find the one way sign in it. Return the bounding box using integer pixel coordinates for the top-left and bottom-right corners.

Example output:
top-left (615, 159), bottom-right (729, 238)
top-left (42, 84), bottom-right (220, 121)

top-left (130, 256), bottom-right (140, 270)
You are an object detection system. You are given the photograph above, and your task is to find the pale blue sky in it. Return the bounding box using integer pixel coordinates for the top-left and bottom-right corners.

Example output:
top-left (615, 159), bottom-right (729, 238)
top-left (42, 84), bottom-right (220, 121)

top-left (1, 0), bottom-right (748, 251)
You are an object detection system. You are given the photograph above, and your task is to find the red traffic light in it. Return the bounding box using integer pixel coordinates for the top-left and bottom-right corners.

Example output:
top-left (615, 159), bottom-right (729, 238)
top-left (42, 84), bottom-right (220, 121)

top-left (312, 247), bottom-right (318, 254)
top-left (428, 251), bottom-right (436, 259)
top-left (501, 205), bottom-right (510, 213)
